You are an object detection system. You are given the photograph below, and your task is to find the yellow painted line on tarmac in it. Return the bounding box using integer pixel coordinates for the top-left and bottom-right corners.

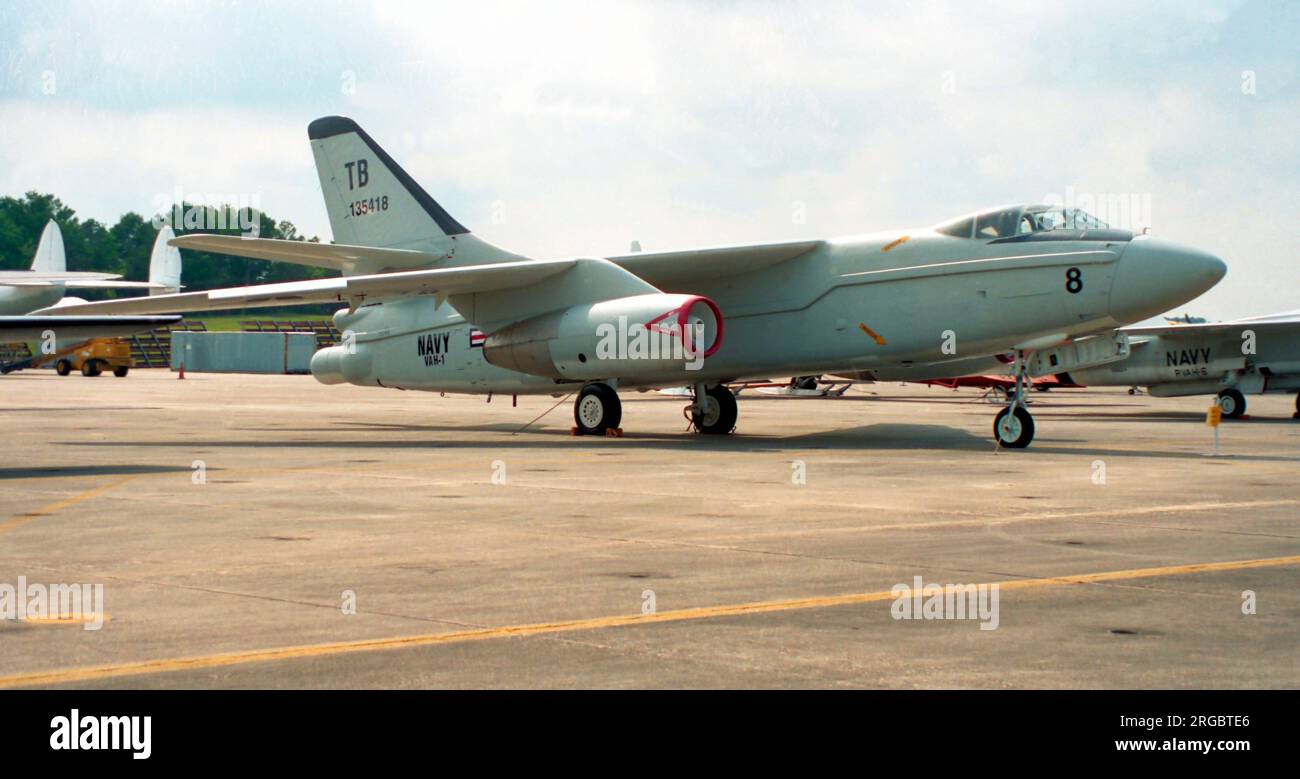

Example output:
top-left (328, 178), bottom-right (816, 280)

top-left (0, 476), bottom-right (139, 535)
top-left (2, 553), bottom-right (1297, 689)
top-left (22, 614), bottom-right (110, 626)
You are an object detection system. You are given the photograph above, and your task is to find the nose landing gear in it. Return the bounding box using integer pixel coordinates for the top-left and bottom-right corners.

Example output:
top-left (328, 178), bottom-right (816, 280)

top-left (993, 350), bottom-right (1036, 449)
top-left (994, 405), bottom-right (1035, 448)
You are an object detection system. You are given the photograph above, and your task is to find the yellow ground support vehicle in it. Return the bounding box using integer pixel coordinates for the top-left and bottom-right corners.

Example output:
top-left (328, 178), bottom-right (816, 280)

top-left (50, 338), bottom-right (134, 377)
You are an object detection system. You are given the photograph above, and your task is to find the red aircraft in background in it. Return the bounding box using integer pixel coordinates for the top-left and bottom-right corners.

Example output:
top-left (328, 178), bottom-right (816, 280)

top-left (919, 371), bottom-right (1084, 401)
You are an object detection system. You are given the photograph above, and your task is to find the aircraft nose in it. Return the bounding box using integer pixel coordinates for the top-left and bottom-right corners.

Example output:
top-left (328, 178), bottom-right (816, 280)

top-left (1109, 236), bottom-right (1226, 324)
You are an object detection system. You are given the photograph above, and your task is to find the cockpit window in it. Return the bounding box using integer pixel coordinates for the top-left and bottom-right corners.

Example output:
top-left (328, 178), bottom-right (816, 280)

top-left (974, 208), bottom-right (1021, 239)
top-left (934, 205), bottom-right (1109, 239)
top-left (934, 216), bottom-right (974, 238)
top-left (1021, 205), bottom-right (1109, 231)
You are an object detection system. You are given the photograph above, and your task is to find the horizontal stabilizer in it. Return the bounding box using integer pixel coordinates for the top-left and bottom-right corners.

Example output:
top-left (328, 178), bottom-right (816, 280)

top-left (170, 234), bottom-right (452, 276)
top-left (35, 258), bottom-right (584, 316)
top-left (0, 271), bottom-right (124, 284)
top-left (63, 279), bottom-right (165, 289)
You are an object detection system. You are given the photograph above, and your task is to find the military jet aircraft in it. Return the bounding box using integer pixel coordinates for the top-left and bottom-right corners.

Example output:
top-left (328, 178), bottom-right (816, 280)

top-left (1069, 310), bottom-right (1300, 419)
top-left (2, 222), bottom-right (183, 359)
top-left (0, 221), bottom-right (181, 316)
top-left (40, 116), bottom-right (1227, 447)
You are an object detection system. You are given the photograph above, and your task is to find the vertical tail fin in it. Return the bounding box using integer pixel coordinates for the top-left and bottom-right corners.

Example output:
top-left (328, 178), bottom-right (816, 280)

top-left (307, 116), bottom-right (522, 273)
top-left (30, 220), bottom-right (65, 273)
top-left (149, 226), bottom-right (183, 295)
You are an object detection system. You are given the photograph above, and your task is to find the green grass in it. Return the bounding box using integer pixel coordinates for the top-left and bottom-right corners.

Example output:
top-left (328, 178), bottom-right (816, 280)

top-left (188, 315), bottom-right (333, 332)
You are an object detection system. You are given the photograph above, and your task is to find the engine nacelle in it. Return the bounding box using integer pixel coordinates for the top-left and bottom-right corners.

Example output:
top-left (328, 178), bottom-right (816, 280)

top-left (483, 293), bottom-right (723, 381)
top-left (310, 326), bottom-right (373, 386)
top-left (310, 345), bottom-right (350, 385)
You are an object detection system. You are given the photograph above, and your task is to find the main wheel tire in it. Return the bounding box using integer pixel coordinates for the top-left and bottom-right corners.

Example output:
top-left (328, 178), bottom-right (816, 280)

top-left (55, 359), bottom-right (71, 376)
top-left (1217, 388), bottom-right (1246, 419)
top-left (573, 383), bottom-right (621, 435)
top-left (113, 365), bottom-right (129, 378)
top-left (693, 384), bottom-right (738, 435)
top-left (80, 359), bottom-right (102, 377)
top-left (993, 405), bottom-right (1035, 448)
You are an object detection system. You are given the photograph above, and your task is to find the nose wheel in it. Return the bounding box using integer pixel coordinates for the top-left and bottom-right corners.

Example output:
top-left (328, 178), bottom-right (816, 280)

top-left (573, 382), bottom-right (622, 435)
top-left (994, 405), bottom-right (1035, 448)
top-left (991, 349), bottom-right (1036, 448)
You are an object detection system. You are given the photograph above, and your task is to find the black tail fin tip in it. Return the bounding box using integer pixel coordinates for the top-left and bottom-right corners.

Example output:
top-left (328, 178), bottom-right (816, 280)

top-left (307, 115), bottom-right (362, 141)
top-left (307, 115), bottom-right (469, 237)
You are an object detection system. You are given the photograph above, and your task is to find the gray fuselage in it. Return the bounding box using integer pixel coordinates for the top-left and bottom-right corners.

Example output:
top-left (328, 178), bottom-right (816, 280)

top-left (322, 227), bottom-right (1223, 394)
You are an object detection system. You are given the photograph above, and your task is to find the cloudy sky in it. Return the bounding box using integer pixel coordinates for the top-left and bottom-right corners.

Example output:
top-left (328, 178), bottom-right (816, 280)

top-left (1, 0), bottom-right (1296, 318)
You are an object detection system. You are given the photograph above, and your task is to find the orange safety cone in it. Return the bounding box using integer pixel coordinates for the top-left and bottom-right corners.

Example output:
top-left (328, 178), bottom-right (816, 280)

top-left (178, 362), bottom-right (185, 380)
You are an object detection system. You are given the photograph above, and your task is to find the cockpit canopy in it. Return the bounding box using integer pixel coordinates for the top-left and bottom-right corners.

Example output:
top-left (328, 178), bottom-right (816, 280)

top-left (934, 204), bottom-right (1110, 240)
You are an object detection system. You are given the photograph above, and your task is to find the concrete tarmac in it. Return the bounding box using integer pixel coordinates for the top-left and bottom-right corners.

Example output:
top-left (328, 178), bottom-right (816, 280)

top-left (1, 370), bottom-right (1297, 688)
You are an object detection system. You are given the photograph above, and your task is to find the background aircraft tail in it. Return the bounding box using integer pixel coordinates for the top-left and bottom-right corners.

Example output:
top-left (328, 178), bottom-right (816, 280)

top-left (149, 226), bottom-right (183, 295)
top-left (30, 220), bottom-right (66, 273)
top-left (307, 116), bottom-right (522, 274)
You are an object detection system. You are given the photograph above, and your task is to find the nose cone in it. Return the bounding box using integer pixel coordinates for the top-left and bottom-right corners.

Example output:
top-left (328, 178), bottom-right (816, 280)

top-left (1109, 236), bottom-right (1226, 324)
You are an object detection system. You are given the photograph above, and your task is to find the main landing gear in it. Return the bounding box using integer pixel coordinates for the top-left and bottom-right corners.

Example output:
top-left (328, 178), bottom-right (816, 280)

top-left (993, 350), bottom-right (1036, 449)
top-left (688, 383), bottom-right (738, 435)
top-left (1217, 388), bottom-right (1247, 419)
top-left (571, 381), bottom-right (739, 436)
top-left (573, 382), bottom-right (621, 435)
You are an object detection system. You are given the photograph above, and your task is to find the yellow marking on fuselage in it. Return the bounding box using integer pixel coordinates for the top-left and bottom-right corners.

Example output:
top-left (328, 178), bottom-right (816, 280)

top-left (881, 235), bottom-right (909, 252)
top-left (858, 323), bottom-right (887, 345)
